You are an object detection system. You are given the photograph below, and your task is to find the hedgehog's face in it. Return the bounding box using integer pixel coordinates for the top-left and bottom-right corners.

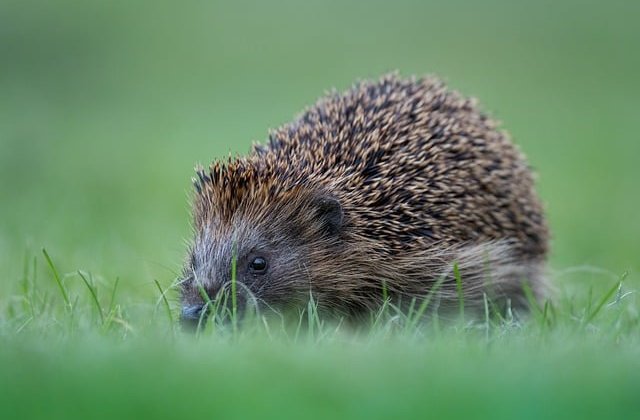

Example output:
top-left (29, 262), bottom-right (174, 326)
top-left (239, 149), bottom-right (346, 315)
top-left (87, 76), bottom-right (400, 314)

top-left (179, 191), bottom-right (344, 329)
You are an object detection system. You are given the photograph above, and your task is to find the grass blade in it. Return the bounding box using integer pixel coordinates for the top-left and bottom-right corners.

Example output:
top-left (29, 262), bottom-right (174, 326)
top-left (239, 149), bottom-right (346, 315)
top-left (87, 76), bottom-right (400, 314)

top-left (154, 279), bottom-right (174, 326)
top-left (483, 292), bottom-right (490, 342)
top-left (108, 277), bottom-right (120, 315)
top-left (231, 244), bottom-right (238, 335)
top-left (406, 274), bottom-right (446, 331)
top-left (78, 270), bottom-right (105, 324)
top-left (453, 262), bottom-right (464, 320)
top-left (42, 248), bottom-right (71, 311)
top-left (585, 281), bottom-right (622, 325)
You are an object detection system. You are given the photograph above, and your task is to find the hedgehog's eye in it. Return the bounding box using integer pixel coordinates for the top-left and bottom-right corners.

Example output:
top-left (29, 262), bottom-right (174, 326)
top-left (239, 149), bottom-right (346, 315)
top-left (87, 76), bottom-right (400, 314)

top-left (249, 256), bottom-right (268, 274)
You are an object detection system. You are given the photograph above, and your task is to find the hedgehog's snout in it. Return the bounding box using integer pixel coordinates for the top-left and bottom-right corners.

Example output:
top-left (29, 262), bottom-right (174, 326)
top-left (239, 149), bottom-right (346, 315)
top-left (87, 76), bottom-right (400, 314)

top-left (180, 304), bottom-right (208, 331)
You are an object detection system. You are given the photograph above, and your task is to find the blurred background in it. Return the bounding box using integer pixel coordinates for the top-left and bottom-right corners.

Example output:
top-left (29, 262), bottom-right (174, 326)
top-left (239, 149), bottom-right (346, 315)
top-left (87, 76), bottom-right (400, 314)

top-left (1, 0), bottom-right (638, 299)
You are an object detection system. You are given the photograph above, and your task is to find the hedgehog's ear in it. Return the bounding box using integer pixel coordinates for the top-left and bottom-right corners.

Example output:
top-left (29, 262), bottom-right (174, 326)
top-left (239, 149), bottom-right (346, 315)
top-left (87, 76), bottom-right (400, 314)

top-left (312, 195), bottom-right (344, 236)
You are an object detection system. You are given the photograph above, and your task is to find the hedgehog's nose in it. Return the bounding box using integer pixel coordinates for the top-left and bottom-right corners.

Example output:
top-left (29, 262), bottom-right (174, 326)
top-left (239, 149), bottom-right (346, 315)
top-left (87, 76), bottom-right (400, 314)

top-left (180, 304), bottom-right (207, 331)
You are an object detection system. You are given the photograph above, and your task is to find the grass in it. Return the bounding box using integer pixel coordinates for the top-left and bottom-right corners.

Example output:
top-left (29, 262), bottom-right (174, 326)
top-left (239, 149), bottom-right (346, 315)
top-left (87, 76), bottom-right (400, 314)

top-left (1, 249), bottom-right (638, 419)
top-left (1, 0), bottom-right (639, 418)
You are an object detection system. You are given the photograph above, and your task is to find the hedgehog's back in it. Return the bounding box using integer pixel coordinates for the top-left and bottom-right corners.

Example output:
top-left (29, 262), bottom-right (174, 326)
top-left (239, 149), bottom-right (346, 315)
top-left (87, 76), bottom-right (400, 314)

top-left (259, 74), bottom-right (548, 261)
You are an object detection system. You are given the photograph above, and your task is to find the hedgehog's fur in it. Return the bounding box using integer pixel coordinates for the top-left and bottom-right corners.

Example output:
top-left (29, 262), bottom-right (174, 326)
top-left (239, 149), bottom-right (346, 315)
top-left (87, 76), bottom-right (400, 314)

top-left (181, 73), bottom-right (549, 322)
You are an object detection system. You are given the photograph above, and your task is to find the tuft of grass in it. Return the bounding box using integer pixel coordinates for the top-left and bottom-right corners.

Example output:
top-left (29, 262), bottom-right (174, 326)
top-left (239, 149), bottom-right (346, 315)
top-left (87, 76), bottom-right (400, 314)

top-left (1, 247), bottom-right (638, 420)
top-left (2, 250), bottom-right (640, 419)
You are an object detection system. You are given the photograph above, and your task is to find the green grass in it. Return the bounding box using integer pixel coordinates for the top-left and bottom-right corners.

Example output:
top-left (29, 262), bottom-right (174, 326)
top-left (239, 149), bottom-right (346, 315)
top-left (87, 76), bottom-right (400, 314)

top-left (2, 248), bottom-right (638, 419)
top-left (1, 0), bottom-right (639, 418)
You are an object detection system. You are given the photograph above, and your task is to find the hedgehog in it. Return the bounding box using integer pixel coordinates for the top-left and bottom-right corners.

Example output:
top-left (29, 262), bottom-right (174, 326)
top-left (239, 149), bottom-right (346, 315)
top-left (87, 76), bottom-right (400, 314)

top-left (179, 73), bottom-right (549, 326)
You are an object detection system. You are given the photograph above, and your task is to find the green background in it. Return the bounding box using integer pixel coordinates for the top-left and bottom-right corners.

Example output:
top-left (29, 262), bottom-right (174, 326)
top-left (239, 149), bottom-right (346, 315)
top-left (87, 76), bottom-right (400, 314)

top-left (1, 0), bottom-right (639, 418)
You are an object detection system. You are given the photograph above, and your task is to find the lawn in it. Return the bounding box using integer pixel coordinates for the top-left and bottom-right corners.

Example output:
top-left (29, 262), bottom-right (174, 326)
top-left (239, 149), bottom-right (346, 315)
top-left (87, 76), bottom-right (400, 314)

top-left (1, 0), bottom-right (639, 419)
